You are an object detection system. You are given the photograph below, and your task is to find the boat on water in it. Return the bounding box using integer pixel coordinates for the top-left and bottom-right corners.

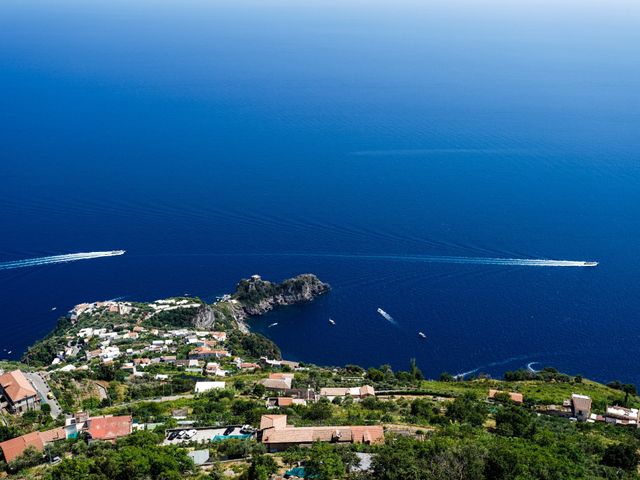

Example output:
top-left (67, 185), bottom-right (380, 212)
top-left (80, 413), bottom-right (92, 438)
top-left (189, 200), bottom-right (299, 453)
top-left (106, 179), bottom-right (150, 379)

top-left (329, 319), bottom-right (336, 325)
top-left (418, 332), bottom-right (426, 339)
top-left (51, 307), bottom-right (57, 311)
top-left (108, 250), bottom-right (126, 256)
top-left (583, 261), bottom-right (598, 267)
top-left (377, 308), bottom-right (394, 322)
top-left (268, 322), bottom-right (278, 328)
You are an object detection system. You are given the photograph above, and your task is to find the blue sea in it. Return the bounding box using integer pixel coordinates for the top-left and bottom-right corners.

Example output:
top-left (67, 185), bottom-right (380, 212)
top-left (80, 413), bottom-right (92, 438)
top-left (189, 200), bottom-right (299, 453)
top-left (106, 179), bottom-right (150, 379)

top-left (1, 0), bottom-right (639, 383)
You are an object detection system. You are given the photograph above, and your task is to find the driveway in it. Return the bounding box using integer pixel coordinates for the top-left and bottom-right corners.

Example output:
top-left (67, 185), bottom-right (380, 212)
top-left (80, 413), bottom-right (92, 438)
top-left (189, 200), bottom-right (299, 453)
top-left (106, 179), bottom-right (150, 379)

top-left (24, 372), bottom-right (62, 418)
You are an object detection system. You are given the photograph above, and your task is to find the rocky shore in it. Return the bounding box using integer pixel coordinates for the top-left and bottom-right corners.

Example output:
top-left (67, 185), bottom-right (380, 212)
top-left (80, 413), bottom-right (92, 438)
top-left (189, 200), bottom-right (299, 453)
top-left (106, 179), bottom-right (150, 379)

top-left (232, 273), bottom-right (330, 316)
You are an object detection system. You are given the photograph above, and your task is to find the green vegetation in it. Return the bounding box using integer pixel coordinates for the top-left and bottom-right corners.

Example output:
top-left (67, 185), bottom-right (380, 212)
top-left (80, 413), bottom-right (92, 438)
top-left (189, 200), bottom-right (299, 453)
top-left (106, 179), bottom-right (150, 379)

top-left (45, 431), bottom-right (195, 480)
top-left (6, 276), bottom-right (640, 479)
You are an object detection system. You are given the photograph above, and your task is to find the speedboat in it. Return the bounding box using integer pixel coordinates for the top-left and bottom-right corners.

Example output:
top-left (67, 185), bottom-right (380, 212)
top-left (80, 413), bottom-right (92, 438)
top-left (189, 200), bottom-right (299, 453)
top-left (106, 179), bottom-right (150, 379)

top-left (329, 319), bottom-right (336, 325)
top-left (377, 308), bottom-right (393, 322)
top-left (582, 261), bottom-right (598, 267)
top-left (268, 322), bottom-right (278, 328)
top-left (418, 332), bottom-right (426, 339)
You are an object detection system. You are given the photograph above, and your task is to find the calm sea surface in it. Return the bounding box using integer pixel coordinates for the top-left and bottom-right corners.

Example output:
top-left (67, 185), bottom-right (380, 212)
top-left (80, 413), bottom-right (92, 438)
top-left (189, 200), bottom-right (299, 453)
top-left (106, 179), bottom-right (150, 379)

top-left (1, 0), bottom-right (639, 382)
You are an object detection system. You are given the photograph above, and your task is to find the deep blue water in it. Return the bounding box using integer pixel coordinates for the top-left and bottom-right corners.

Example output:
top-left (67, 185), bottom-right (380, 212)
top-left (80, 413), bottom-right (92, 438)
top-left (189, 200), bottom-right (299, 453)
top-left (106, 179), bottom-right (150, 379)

top-left (1, 0), bottom-right (640, 382)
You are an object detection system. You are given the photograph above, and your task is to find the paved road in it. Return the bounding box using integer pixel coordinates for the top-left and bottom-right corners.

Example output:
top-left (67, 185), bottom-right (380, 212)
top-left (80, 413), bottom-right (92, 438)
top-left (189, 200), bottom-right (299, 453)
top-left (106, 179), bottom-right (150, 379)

top-left (25, 372), bottom-right (62, 418)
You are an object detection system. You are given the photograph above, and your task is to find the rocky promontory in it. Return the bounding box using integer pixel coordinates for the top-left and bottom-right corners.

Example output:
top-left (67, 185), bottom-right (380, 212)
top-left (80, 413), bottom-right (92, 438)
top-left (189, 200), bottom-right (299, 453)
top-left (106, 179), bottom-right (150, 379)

top-left (233, 273), bottom-right (330, 316)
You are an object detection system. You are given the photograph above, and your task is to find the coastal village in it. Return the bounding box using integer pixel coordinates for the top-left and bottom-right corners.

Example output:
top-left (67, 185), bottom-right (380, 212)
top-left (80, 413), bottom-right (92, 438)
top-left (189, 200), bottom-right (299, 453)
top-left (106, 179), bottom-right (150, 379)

top-left (1, 274), bottom-right (639, 479)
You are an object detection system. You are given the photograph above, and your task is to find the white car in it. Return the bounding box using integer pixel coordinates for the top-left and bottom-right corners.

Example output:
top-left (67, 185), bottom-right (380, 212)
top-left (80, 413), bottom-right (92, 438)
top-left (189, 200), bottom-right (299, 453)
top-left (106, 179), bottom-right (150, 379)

top-left (185, 429), bottom-right (197, 439)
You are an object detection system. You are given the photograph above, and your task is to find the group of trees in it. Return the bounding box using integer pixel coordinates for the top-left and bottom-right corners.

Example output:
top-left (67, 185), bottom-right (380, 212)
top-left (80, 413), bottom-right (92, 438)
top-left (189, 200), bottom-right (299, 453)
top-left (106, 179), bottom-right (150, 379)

top-left (365, 359), bottom-right (424, 386)
top-left (45, 431), bottom-right (195, 480)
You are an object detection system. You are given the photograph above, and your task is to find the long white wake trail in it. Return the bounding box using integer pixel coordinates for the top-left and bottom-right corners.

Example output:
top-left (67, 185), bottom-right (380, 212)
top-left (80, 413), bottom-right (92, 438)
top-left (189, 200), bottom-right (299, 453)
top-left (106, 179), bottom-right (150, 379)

top-left (0, 251), bottom-right (125, 271)
top-left (266, 253), bottom-right (598, 268)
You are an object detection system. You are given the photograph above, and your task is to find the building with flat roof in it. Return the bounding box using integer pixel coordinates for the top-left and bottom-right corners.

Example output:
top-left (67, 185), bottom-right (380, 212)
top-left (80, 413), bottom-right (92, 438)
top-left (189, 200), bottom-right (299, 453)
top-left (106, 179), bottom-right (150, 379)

top-left (571, 394), bottom-right (592, 421)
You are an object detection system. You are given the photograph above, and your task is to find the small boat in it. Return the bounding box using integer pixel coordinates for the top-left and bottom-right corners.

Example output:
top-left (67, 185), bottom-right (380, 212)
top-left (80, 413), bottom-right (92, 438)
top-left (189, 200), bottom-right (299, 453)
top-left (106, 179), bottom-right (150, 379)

top-left (377, 308), bottom-right (394, 322)
top-left (7, 351), bottom-right (11, 354)
top-left (329, 319), bottom-right (336, 325)
top-left (582, 261), bottom-right (598, 267)
top-left (418, 332), bottom-right (426, 339)
top-left (268, 322), bottom-right (278, 328)
top-left (51, 307), bottom-right (57, 311)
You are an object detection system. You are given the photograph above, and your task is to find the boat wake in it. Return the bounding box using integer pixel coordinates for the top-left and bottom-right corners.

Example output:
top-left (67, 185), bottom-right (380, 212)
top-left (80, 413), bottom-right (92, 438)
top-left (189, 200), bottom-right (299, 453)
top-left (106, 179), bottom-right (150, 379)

top-left (0, 251), bottom-right (125, 271)
top-left (454, 354), bottom-right (539, 379)
top-left (156, 252), bottom-right (598, 268)
top-left (527, 362), bottom-right (541, 373)
top-left (257, 253), bottom-right (597, 268)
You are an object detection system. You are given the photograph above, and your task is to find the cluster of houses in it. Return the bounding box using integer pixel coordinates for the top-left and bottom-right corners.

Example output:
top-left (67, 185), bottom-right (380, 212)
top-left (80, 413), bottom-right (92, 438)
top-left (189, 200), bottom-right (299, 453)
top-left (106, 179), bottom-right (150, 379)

top-left (546, 393), bottom-right (640, 426)
top-left (257, 371), bottom-right (377, 411)
top-left (0, 413), bottom-right (133, 463)
top-left (488, 388), bottom-right (640, 427)
top-left (51, 317), bottom-right (241, 381)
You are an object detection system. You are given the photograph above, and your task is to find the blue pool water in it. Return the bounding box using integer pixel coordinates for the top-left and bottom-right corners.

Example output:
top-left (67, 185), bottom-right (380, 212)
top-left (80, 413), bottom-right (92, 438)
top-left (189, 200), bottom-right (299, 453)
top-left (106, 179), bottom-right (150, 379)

top-left (1, 0), bottom-right (639, 382)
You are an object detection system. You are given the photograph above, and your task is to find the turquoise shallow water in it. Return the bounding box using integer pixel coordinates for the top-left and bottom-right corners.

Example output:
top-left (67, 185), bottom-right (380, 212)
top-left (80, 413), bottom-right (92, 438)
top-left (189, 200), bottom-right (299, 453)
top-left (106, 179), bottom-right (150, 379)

top-left (1, 0), bottom-right (639, 382)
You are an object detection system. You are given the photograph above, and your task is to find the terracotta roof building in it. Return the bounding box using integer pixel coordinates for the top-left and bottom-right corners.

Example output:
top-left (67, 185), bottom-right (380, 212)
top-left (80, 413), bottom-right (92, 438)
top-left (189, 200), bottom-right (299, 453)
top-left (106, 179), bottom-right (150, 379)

top-left (259, 414), bottom-right (384, 452)
top-left (86, 415), bottom-right (132, 442)
top-left (0, 370), bottom-right (40, 414)
top-left (319, 385), bottom-right (375, 401)
top-left (0, 427), bottom-right (66, 464)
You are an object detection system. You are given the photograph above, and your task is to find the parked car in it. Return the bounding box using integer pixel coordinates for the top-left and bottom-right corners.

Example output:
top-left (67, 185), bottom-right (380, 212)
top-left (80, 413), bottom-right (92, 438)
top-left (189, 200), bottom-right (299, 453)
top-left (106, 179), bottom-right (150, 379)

top-left (167, 431), bottom-right (179, 440)
top-left (223, 426), bottom-right (234, 436)
top-left (240, 425), bottom-right (255, 434)
top-left (185, 429), bottom-right (197, 439)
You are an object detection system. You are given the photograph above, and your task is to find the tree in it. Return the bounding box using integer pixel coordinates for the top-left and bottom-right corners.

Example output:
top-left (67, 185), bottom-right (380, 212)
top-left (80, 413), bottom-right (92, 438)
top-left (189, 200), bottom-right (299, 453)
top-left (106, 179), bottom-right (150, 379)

top-left (622, 384), bottom-right (637, 406)
top-left (244, 454), bottom-right (277, 480)
top-left (252, 383), bottom-right (266, 398)
top-left (409, 358), bottom-right (424, 382)
top-left (439, 372), bottom-right (454, 382)
top-left (494, 405), bottom-right (532, 438)
top-left (305, 443), bottom-right (346, 480)
top-left (304, 399), bottom-right (333, 421)
top-left (366, 368), bottom-right (385, 382)
top-left (445, 394), bottom-right (487, 427)
top-left (602, 443), bottom-right (639, 470)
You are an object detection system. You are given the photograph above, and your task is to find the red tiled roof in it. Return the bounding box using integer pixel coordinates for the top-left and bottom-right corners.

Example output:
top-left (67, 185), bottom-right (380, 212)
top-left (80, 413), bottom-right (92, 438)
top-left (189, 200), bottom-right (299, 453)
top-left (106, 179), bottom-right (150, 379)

top-left (0, 427), bottom-right (66, 464)
top-left (260, 414), bottom-right (288, 431)
top-left (87, 415), bottom-right (132, 441)
top-left (259, 415), bottom-right (384, 446)
top-left (0, 432), bottom-right (43, 464)
top-left (0, 370), bottom-right (37, 404)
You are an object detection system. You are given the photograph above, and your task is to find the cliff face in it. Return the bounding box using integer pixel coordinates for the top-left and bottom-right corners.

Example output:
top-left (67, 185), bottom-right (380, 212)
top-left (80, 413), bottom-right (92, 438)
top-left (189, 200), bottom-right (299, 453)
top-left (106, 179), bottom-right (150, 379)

top-left (233, 273), bottom-right (330, 316)
top-left (191, 305), bottom-right (216, 329)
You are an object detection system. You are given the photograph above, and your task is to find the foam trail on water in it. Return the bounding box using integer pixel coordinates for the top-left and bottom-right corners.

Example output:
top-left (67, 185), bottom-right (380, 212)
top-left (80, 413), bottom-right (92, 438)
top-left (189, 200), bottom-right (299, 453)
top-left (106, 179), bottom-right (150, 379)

top-left (0, 251), bottom-right (125, 271)
top-left (233, 253), bottom-right (597, 268)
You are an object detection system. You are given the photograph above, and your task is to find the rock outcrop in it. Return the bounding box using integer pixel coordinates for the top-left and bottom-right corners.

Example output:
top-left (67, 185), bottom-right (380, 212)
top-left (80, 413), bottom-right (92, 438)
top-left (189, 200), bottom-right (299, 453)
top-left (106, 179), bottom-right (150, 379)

top-left (191, 305), bottom-right (216, 329)
top-left (233, 273), bottom-right (330, 316)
